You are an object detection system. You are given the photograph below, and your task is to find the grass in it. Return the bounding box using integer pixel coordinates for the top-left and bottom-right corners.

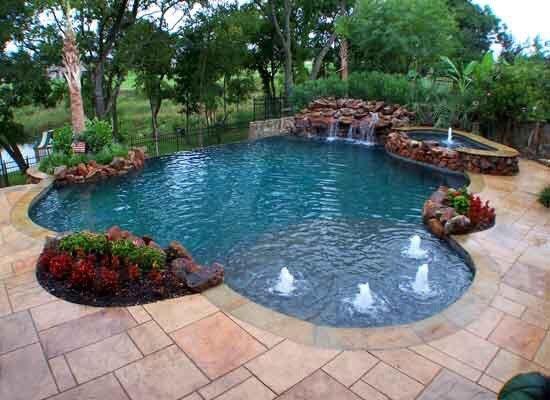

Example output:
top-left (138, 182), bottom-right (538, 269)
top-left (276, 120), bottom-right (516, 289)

top-left (0, 171), bottom-right (27, 188)
top-left (14, 73), bottom-right (256, 142)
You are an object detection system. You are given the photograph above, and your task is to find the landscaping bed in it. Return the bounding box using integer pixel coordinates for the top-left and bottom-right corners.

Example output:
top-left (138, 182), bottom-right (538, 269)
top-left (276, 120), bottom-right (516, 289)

top-left (36, 226), bottom-right (224, 307)
top-left (423, 186), bottom-right (495, 237)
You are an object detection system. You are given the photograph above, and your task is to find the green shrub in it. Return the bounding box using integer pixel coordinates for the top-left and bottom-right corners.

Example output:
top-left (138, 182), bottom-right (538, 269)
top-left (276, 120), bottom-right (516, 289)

top-left (539, 186), bottom-right (550, 208)
top-left (38, 152), bottom-right (89, 174)
top-left (498, 372), bottom-right (550, 400)
top-left (348, 71), bottom-right (410, 105)
top-left (94, 147), bottom-right (115, 165)
top-left (109, 142), bottom-right (129, 158)
top-left (111, 239), bottom-right (165, 271)
top-left (52, 125), bottom-right (74, 156)
top-left (292, 75), bottom-right (349, 109)
top-left (94, 143), bottom-right (128, 165)
top-left (82, 119), bottom-right (113, 153)
top-left (59, 232), bottom-right (109, 255)
top-left (292, 71), bottom-right (412, 110)
top-left (451, 195), bottom-right (470, 215)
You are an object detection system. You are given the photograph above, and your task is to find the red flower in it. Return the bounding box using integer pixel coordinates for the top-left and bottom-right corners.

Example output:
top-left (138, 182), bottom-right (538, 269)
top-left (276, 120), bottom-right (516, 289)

top-left (98, 267), bottom-right (119, 292)
top-left (110, 255), bottom-right (121, 270)
top-left (37, 249), bottom-right (57, 272)
top-left (468, 196), bottom-right (495, 227)
top-left (49, 253), bottom-right (73, 279)
top-left (70, 259), bottom-right (95, 288)
top-left (148, 269), bottom-right (163, 286)
top-left (128, 264), bottom-right (141, 281)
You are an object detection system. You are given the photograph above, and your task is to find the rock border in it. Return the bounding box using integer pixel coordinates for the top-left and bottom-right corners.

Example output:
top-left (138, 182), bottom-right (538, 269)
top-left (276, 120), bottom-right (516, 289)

top-left (52, 147), bottom-right (147, 185)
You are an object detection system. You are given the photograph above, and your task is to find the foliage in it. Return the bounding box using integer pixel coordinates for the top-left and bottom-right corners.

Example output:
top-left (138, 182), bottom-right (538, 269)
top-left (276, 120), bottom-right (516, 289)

top-left (539, 186), bottom-right (550, 208)
top-left (111, 239), bottom-right (165, 271)
top-left (59, 232), bottom-right (108, 255)
top-left (97, 267), bottom-right (119, 293)
top-left (69, 259), bottom-right (96, 288)
top-left (38, 152), bottom-right (88, 174)
top-left (48, 253), bottom-right (73, 279)
top-left (498, 372), bottom-right (550, 400)
top-left (344, 0), bottom-right (460, 74)
top-left (94, 143), bottom-right (129, 165)
top-left (82, 119), bottom-right (113, 153)
top-left (52, 125), bottom-right (74, 156)
top-left (468, 196), bottom-right (495, 227)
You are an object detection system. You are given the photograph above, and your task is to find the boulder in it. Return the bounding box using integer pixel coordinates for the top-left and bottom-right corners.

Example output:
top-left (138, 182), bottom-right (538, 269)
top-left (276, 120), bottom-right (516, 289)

top-left (53, 166), bottom-right (67, 180)
top-left (171, 257), bottom-right (201, 275)
top-left (427, 218), bottom-right (445, 238)
top-left (444, 215), bottom-right (472, 235)
top-left (110, 157), bottom-right (126, 170)
top-left (107, 226), bottom-right (123, 241)
top-left (76, 163), bottom-right (88, 177)
top-left (185, 263), bottom-right (225, 293)
top-left (165, 241), bottom-right (193, 262)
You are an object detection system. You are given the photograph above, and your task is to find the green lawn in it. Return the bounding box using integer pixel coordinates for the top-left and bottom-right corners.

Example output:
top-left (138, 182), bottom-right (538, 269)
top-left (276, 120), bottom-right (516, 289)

top-left (14, 75), bottom-right (256, 142)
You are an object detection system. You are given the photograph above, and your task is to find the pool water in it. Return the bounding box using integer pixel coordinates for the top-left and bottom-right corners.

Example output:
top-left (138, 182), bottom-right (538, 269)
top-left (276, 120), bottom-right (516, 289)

top-left (31, 136), bottom-right (473, 327)
top-left (407, 131), bottom-right (496, 151)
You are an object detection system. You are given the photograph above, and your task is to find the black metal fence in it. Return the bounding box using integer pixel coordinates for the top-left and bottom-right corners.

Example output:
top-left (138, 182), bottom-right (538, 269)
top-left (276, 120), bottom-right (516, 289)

top-left (253, 97), bottom-right (294, 121)
top-left (0, 153), bottom-right (45, 188)
top-left (1, 96), bottom-right (292, 188)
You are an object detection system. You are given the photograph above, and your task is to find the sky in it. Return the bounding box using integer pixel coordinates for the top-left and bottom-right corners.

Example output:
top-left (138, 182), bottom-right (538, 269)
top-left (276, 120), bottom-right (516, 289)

top-left (473, 0), bottom-right (550, 43)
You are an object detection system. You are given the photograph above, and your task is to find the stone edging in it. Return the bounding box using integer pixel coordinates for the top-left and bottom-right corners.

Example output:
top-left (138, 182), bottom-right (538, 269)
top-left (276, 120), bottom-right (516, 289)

top-left (9, 146), bottom-right (499, 351)
top-left (389, 128), bottom-right (519, 176)
top-left (396, 127), bottom-right (519, 158)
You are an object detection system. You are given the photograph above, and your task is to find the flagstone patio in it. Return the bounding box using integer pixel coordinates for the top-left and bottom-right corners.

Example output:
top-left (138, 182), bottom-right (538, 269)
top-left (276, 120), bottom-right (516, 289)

top-left (0, 159), bottom-right (549, 400)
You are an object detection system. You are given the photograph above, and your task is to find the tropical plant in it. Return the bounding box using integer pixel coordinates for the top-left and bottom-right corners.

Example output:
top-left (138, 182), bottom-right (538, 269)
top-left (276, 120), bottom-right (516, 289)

top-left (539, 186), bottom-right (550, 208)
top-left (498, 372), bottom-right (550, 400)
top-left (52, 125), bottom-right (74, 156)
top-left (82, 119), bottom-right (113, 153)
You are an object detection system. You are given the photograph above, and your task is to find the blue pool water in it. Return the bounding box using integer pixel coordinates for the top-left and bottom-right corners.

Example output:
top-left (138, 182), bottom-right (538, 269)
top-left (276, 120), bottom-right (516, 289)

top-left (407, 131), bottom-right (496, 151)
top-left (31, 136), bottom-right (473, 327)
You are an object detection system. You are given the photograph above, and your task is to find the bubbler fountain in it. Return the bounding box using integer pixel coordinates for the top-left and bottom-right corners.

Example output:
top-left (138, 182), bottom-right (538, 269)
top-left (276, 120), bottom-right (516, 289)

top-left (352, 283), bottom-right (375, 313)
top-left (273, 267), bottom-right (296, 295)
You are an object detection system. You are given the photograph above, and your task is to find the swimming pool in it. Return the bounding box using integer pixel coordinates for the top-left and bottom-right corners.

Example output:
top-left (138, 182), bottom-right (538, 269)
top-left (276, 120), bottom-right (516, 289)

top-left (30, 136), bottom-right (473, 327)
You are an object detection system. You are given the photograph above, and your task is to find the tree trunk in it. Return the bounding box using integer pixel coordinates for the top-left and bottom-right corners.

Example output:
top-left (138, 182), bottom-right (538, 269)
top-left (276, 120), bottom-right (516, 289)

top-left (92, 62), bottom-right (107, 118)
top-left (339, 1), bottom-right (349, 82)
top-left (339, 38), bottom-right (349, 81)
top-left (310, 33), bottom-right (337, 80)
top-left (0, 139), bottom-right (28, 172)
top-left (62, 9), bottom-right (86, 134)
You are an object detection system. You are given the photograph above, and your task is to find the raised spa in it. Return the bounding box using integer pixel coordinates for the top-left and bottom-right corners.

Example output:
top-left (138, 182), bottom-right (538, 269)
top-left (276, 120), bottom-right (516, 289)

top-left (30, 136), bottom-right (474, 327)
top-left (406, 130), bottom-right (496, 151)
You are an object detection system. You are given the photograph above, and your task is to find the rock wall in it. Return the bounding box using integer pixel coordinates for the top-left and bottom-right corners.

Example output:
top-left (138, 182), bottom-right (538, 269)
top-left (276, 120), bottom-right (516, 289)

top-left (249, 117), bottom-right (295, 140)
top-left (385, 132), bottom-right (519, 176)
top-left (53, 147), bottom-right (147, 185)
top-left (293, 98), bottom-right (414, 142)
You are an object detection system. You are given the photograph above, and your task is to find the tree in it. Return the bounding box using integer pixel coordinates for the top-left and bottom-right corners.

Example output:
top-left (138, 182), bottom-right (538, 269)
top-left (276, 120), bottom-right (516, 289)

top-left (123, 20), bottom-right (175, 140)
top-left (61, 1), bottom-right (85, 134)
top-left (174, 3), bottom-right (256, 130)
top-left (447, 0), bottom-right (501, 63)
top-left (344, 0), bottom-right (460, 74)
top-left (0, 0), bottom-right (60, 171)
top-left (261, 0), bottom-right (294, 98)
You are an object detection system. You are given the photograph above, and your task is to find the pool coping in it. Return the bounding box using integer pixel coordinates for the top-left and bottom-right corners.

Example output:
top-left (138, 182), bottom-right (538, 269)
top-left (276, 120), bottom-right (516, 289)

top-left (396, 126), bottom-right (520, 158)
top-left (10, 149), bottom-right (497, 351)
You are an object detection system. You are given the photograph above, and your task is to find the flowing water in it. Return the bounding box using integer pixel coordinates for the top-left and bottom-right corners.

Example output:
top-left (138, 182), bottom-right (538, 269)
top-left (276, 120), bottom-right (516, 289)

top-left (30, 136), bottom-right (473, 327)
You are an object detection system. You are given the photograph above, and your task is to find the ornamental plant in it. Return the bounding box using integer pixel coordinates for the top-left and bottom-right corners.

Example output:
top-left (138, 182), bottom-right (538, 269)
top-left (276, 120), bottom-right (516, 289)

top-left (98, 267), bottom-right (119, 293)
top-left (59, 232), bottom-right (108, 255)
top-left (48, 253), bottom-right (73, 279)
top-left (539, 186), bottom-right (550, 208)
top-left (468, 196), bottom-right (495, 227)
top-left (70, 259), bottom-right (96, 288)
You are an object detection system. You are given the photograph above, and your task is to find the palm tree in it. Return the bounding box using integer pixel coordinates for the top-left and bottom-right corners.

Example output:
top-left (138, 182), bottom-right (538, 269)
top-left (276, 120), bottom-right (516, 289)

top-left (62, 1), bottom-right (86, 135)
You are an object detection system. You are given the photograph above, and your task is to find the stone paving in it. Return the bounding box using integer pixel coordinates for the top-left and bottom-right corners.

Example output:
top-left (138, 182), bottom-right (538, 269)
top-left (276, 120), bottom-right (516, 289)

top-left (0, 159), bottom-right (549, 400)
